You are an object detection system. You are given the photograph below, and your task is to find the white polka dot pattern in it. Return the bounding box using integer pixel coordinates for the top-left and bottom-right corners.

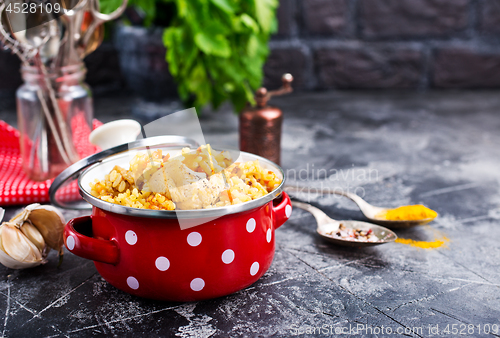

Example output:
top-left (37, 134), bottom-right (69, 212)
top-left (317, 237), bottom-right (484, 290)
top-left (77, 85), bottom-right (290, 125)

top-left (125, 230), bottom-right (138, 245)
top-left (66, 235), bottom-right (75, 250)
top-left (190, 278), bottom-right (205, 291)
top-left (155, 257), bottom-right (170, 271)
top-left (246, 218), bottom-right (256, 233)
top-left (285, 205), bottom-right (292, 218)
top-left (187, 232), bottom-right (202, 246)
top-left (266, 229), bottom-right (272, 243)
top-left (250, 262), bottom-right (260, 276)
top-left (221, 249), bottom-right (235, 264)
top-left (127, 276), bottom-right (139, 290)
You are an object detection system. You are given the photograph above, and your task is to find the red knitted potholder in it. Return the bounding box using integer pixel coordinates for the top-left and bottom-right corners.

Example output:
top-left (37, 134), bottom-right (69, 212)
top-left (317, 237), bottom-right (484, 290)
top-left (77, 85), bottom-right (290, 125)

top-left (0, 119), bottom-right (102, 207)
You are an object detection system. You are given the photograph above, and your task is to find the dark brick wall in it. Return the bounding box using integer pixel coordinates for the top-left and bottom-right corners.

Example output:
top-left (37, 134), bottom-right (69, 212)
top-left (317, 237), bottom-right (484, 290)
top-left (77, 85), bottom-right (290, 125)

top-left (315, 45), bottom-right (424, 89)
top-left (2, 0), bottom-right (500, 95)
top-left (360, 0), bottom-right (470, 39)
top-left (268, 0), bottom-right (500, 90)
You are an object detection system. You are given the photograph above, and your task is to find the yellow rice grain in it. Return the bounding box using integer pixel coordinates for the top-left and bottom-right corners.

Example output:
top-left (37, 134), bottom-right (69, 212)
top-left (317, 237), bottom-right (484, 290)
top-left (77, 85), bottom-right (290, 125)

top-left (90, 146), bottom-right (281, 211)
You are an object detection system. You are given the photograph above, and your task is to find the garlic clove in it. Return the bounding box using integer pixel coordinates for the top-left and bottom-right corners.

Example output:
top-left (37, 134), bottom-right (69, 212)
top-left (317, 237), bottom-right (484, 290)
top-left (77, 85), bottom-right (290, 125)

top-left (0, 204), bottom-right (65, 269)
top-left (20, 221), bottom-right (46, 253)
top-left (0, 226), bottom-right (42, 269)
top-left (0, 207), bottom-right (4, 223)
top-left (9, 207), bottom-right (31, 226)
top-left (0, 225), bottom-right (6, 253)
top-left (26, 205), bottom-right (65, 253)
top-left (0, 246), bottom-right (42, 269)
top-left (1, 223), bottom-right (43, 264)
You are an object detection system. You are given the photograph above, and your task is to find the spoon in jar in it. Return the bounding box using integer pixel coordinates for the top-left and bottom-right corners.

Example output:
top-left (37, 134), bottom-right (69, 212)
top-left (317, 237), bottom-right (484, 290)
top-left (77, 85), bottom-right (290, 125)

top-left (22, 17), bottom-right (76, 164)
top-left (78, 2), bottom-right (105, 57)
top-left (291, 201), bottom-right (397, 247)
top-left (285, 186), bottom-right (438, 229)
top-left (23, 13), bottom-right (61, 65)
top-left (60, 0), bottom-right (88, 66)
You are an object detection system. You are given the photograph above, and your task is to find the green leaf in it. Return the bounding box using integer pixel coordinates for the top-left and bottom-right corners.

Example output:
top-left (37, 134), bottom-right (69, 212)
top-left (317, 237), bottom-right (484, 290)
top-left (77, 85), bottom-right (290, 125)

top-left (194, 23), bottom-right (231, 58)
top-left (210, 0), bottom-right (235, 14)
top-left (163, 27), bottom-right (183, 76)
top-left (129, 0), bottom-right (157, 26)
top-left (246, 35), bottom-right (260, 57)
top-left (187, 62), bottom-right (206, 92)
top-left (241, 58), bottom-right (264, 88)
top-left (230, 85), bottom-right (248, 113)
top-left (243, 81), bottom-right (256, 105)
top-left (176, 0), bottom-right (189, 17)
top-left (211, 85), bottom-right (227, 109)
top-left (177, 83), bottom-right (190, 101)
top-left (223, 82), bottom-right (235, 93)
top-left (160, 0), bottom-right (278, 113)
top-left (215, 59), bottom-right (244, 83)
top-left (99, 0), bottom-right (124, 14)
top-left (253, 0), bottom-right (278, 33)
top-left (240, 13), bottom-right (259, 32)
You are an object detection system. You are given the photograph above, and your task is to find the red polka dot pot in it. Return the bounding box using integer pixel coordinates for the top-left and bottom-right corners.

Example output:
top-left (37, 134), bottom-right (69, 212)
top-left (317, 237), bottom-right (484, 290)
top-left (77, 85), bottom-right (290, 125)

top-left (57, 140), bottom-right (292, 302)
top-left (64, 192), bottom-right (291, 301)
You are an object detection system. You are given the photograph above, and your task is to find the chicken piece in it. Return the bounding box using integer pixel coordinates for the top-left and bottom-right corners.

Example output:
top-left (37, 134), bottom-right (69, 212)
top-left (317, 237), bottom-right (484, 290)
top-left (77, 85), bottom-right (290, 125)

top-left (170, 172), bottom-right (227, 210)
top-left (146, 168), bottom-right (172, 199)
top-left (164, 159), bottom-right (206, 186)
top-left (145, 159), bottom-right (226, 209)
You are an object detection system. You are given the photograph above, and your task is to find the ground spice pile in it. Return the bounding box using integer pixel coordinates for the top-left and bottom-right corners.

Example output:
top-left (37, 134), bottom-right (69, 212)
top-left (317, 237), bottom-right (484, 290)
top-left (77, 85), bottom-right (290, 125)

top-left (395, 237), bottom-right (449, 249)
top-left (376, 204), bottom-right (438, 221)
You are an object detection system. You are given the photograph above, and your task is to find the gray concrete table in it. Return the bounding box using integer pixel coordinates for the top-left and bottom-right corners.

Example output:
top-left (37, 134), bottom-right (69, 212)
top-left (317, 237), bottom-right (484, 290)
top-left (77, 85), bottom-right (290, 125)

top-left (1, 91), bottom-right (500, 337)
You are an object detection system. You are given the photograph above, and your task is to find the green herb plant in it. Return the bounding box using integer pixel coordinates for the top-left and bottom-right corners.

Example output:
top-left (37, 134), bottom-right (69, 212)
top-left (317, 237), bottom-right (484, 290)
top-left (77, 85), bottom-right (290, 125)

top-left (101, 0), bottom-right (278, 113)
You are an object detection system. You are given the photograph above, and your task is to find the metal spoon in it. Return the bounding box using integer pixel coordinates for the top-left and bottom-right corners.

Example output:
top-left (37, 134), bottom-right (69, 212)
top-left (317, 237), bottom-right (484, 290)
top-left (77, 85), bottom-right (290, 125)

top-left (285, 186), bottom-right (437, 229)
top-left (38, 19), bottom-right (62, 64)
top-left (81, 22), bottom-right (103, 57)
top-left (23, 20), bottom-right (76, 164)
top-left (60, 0), bottom-right (88, 66)
top-left (22, 13), bottom-right (62, 67)
top-left (79, 0), bottom-right (128, 49)
top-left (291, 201), bottom-right (397, 247)
top-left (7, 12), bottom-right (74, 167)
top-left (333, 190), bottom-right (437, 228)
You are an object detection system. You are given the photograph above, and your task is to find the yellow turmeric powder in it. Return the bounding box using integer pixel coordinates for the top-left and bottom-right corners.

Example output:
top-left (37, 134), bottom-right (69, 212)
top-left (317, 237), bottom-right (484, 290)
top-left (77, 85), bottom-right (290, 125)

top-left (395, 237), bottom-right (449, 249)
top-left (396, 226), bottom-right (449, 250)
top-left (376, 204), bottom-right (438, 221)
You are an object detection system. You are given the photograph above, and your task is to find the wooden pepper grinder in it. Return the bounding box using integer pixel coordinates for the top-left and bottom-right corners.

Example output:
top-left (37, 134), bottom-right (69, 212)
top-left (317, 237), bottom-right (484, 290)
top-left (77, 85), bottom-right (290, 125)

top-left (239, 74), bottom-right (293, 165)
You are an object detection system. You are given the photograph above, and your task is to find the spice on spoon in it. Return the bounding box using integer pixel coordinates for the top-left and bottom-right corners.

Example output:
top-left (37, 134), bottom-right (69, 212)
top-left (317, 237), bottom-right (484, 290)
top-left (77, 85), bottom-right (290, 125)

top-left (375, 204), bottom-right (437, 221)
top-left (326, 223), bottom-right (379, 243)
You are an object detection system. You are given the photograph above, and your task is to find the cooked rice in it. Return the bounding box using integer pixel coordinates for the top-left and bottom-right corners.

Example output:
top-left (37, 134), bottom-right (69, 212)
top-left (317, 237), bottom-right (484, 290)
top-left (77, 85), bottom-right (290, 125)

top-left (89, 145), bottom-right (281, 210)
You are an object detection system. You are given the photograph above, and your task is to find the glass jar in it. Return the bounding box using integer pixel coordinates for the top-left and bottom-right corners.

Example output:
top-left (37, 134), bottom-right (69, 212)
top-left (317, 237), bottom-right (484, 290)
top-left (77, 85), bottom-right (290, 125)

top-left (16, 63), bottom-right (93, 181)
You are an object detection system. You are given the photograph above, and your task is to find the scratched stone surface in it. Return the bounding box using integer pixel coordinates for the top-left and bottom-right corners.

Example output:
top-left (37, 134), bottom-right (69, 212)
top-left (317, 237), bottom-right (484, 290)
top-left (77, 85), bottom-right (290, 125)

top-left (1, 91), bottom-right (500, 337)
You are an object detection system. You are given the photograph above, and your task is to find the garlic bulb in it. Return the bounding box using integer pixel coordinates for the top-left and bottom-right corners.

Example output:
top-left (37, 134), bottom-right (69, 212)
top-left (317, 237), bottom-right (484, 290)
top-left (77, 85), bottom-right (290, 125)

top-left (20, 221), bottom-right (46, 252)
top-left (0, 204), bottom-right (65, 269)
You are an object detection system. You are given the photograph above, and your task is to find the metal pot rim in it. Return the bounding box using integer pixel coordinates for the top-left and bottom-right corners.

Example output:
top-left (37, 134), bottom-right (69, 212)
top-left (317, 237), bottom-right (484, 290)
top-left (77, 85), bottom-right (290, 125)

top-left (78, 151), bottom-right (285, 219)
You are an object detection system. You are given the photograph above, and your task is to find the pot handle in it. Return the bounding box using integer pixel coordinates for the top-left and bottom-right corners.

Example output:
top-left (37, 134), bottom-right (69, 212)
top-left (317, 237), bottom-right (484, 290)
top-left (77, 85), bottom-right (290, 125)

top-left (272, 192), bottom-right (292, 229)
top-left (64, 216), bottom-right (120, 265)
